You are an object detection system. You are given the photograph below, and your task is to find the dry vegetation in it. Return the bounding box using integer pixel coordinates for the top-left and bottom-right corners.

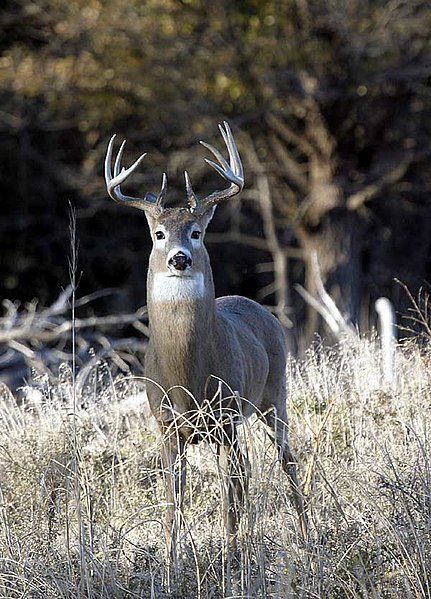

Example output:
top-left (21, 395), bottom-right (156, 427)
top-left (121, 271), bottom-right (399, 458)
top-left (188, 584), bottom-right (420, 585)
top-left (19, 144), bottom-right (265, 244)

top-left (0, 335), bottom-right (430, 598)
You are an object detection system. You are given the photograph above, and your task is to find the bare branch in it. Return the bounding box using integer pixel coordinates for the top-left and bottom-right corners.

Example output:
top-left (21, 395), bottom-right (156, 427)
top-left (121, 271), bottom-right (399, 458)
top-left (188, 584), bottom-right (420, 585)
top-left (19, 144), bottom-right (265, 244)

top-left (240, 132), bottom-right (294, 330)
top-left (0, 308), bottom-right (149, 345)
top-left (296, 252), bottom-right (357, 339)
top-left (347, 154), bottom-right (413, 211)
top-left (0, 288), bottom-right (150, 391)
top-left (269, 132), bottom-right (309, 192)
top-left (205, 231), bottom-right (304, 259)
top-left (266, 112), bottom-right (315, 157)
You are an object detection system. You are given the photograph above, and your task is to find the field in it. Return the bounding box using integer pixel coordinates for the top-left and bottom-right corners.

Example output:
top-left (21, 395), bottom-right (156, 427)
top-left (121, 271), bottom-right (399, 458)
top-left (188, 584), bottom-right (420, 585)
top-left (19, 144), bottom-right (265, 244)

top-left (0, 334), bottom-right (430, 598)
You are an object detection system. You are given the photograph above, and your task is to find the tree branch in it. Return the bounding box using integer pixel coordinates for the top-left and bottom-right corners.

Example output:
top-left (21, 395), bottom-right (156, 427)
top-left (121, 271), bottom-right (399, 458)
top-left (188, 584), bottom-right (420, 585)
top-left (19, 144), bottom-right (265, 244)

top-left (296, 252), bottom-right (357, 339)
top-left (266, 112), bottom-right (315, 158)
top-left (269, 132), bottom-right (309, 192)
top-left (347, 154), bottom-right (413, 211)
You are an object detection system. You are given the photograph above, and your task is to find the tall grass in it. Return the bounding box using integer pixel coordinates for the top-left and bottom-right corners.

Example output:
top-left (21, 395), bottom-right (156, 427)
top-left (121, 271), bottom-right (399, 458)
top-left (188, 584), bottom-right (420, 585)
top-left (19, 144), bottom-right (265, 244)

top-left (0, 333), bottom-right (430, 598)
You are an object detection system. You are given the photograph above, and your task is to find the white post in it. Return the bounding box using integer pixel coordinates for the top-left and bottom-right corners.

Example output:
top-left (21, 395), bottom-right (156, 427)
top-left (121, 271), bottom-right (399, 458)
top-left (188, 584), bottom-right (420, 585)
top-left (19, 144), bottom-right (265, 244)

top-left (375, 297), bottom-right (396, 385)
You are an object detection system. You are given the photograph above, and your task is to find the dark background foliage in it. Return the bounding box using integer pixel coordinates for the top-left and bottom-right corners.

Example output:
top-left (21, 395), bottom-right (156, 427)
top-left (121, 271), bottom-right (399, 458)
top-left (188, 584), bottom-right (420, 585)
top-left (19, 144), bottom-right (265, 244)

top-left (1, 0), bottom-right (430, 383)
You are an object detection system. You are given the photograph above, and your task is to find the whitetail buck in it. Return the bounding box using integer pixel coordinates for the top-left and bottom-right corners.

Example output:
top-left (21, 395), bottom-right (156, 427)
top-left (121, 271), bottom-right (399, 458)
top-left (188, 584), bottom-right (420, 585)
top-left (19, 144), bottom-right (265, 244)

top-left (104, 122), bottom-right (308, 552)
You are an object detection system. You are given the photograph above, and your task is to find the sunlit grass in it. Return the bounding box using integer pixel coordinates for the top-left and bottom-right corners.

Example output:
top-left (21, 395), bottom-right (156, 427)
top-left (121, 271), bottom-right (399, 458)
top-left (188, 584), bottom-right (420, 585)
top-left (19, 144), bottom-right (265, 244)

top-left (0, 335), bottom-right (430, 597)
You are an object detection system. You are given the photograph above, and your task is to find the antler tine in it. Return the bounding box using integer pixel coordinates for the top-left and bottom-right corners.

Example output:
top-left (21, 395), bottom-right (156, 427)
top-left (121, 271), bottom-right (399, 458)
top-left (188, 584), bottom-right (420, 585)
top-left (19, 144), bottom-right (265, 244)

top-left (222, 121), bottom-right (244, 181)
top-left (184, 170), bottom-right (198, 211)
top-left (158, 172), bottom-right (168, 207)
top-left (191, 121), bottom-right (244, 215)
top-left (113, 138), bottom-right (125, 177)
top-left (200, 141), bottom-right (230, 174)
top-left (104, 134), bottom-right (165, 215)
top-left (104, 135), bottom-right (118, 186)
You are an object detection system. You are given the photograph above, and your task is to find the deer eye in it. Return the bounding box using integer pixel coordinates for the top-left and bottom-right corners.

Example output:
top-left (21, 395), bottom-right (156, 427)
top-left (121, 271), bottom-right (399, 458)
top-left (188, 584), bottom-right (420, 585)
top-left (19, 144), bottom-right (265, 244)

top-left (155, 230), bottom-right (165, 240)
top-left (191, 230), bottom-right (201, 240)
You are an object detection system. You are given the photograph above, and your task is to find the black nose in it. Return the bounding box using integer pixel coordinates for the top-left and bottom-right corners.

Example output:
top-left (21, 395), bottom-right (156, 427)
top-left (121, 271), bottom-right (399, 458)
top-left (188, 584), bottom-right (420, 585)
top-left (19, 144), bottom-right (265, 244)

top-left (168, 252), bottom-right (192, 271)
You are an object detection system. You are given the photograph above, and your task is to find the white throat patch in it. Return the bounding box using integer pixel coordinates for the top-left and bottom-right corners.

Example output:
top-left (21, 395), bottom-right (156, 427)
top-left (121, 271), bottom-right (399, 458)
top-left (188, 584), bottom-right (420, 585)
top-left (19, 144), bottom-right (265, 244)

top-left (151, 272), bottom-right (205, 302)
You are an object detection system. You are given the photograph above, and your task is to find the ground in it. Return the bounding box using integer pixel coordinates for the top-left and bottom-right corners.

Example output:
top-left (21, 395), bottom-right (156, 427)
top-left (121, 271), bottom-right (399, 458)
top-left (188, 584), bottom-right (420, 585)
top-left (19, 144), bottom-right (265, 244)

top-left (0, 335), bottom-right (430, 598)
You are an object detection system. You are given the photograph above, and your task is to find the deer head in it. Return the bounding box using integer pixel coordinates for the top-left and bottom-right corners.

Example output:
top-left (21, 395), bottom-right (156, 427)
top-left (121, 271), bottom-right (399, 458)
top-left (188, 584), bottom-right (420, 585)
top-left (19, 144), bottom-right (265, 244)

top-left (104, 122), bottom-right (244, 300)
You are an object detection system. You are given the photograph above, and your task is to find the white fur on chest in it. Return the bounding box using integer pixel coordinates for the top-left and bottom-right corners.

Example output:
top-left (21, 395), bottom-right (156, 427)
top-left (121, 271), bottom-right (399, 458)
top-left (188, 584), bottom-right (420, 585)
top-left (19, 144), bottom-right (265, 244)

top-left (151, 272), bottom-right (205, 302)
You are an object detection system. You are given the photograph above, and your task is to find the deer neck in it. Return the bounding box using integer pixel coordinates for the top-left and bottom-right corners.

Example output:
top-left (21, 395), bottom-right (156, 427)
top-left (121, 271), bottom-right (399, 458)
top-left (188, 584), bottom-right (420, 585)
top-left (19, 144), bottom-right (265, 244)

top-left (145, 261), bottom-right (217, 409)
top-left (146, 262), bottom-right (216, 353)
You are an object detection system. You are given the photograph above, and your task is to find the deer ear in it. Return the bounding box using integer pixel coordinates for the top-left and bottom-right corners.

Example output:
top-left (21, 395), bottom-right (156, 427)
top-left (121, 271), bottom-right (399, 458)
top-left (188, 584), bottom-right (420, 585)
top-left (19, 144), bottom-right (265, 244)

top-left (141, 193), bottom-right (159, 224)
top-left (201, 206), bottom-right (216, 230)
top-left (144, 192), bottom-right (158, 203)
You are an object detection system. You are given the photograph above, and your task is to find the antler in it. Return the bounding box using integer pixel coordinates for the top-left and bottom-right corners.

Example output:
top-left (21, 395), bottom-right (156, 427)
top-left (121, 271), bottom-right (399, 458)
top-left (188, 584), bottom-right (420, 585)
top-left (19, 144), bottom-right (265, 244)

top-left (104, 135), bottom-right (166, 216)
top-left (186, 121), bottom-right (244, 215)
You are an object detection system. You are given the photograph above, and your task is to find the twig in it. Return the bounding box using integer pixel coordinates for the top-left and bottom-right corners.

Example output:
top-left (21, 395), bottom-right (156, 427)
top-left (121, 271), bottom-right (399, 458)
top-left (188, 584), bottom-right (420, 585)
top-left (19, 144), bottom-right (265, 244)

top-left (296, 252), bottom-right (357, 339)
top-left (266, 113), bottom-right (315, 158)
top-left (346, 154), bottom-right (413, 211)
top-left (302, 396), bottom-right (337, 503)
top-left (240, 132), bottom-right (293, 329)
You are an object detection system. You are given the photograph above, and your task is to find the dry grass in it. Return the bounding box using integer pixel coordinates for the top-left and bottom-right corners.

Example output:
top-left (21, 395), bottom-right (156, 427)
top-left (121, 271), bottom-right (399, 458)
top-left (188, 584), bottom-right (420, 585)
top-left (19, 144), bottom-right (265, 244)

top-left (0, 335), bottom-right (430, 598)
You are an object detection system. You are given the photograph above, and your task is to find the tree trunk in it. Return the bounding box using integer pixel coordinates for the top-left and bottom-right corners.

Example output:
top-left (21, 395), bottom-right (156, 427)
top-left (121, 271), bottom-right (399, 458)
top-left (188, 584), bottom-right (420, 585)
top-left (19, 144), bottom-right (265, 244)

top-left (297, 208), bottom-right (363, 345)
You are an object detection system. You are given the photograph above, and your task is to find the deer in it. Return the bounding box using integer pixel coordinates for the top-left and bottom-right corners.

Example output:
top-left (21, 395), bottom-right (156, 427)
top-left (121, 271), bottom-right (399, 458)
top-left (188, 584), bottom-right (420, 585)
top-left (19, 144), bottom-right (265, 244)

top-left (104, 122), bottom-right (308, 555)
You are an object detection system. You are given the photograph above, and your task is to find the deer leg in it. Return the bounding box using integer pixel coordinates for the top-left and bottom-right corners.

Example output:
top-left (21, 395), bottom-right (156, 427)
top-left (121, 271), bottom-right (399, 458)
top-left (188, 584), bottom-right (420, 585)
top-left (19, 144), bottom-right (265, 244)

top-left (264, 408), bottom-right (309, 541)
top-left (160, 431), bottom-right (186, 567)
top-left (217, 430), bottom-right (249, 548)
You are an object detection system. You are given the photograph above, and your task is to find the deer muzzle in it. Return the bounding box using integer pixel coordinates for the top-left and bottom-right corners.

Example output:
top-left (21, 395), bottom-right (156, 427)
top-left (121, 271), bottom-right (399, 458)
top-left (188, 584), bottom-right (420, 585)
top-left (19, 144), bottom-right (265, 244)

top-left (168, 250), bottom-right (192, 272)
